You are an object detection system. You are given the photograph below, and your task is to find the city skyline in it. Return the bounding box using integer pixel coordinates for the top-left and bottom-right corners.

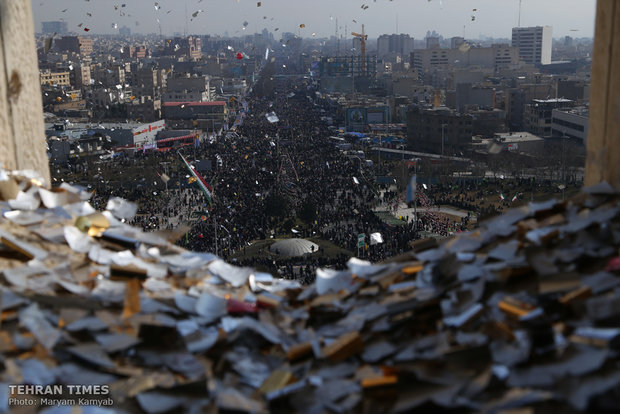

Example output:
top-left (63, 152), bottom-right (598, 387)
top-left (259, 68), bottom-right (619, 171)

top-left (32, 0), bottom-right (596, 40)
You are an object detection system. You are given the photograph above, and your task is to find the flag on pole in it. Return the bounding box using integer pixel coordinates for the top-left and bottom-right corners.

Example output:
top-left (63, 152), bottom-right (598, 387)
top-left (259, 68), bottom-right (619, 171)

top-left (406, 174), bottom-right (417, 203)
top-left (499, 193), bottom-right (505, 200)
top-left (512, 193), bottom-right (518, 202)
top-left (179, 153), bottom-right (214, 203)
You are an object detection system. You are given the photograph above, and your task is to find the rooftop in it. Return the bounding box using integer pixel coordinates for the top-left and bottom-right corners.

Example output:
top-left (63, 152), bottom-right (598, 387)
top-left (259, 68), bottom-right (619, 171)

top-left (161, 101), bottom-right (227, 107)
top-left (554, 106), bottom-right (590, 118)
top-left (532, 98), bottom-right (574, 104)
top-left (493, 132), bottom-right (544, 142)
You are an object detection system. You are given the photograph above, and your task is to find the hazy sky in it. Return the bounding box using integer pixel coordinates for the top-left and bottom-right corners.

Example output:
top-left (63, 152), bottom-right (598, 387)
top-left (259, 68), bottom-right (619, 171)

top-left (32, 0), bottom-right (596, 39)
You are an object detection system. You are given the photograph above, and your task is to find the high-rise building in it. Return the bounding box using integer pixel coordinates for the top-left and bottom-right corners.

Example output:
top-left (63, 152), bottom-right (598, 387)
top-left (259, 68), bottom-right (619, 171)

top-left (74, 64), bottom-right (91, 88)
top-left (450, 37), bottom-right (465, 49)
top-left (40, 70), bottom-right (70, 86)
top-left (512, 26), bottom-right (553, 65)
top-left (54, 36), bottom-right (93, 56)
top-left (426, 36), bottom-right (440, 49)
top-left (410, 44), bottom-right (519, 72)
top-left (407, 106), bottom-right (472, 154)
top-left (92, 65), bottom-right (125, 88)
top-left (551, 107), bottom-right (589, 143)
top-left (121, 46), bottom-right (148, 59)
top-left (164, 75), bottom-right (211, 102)
top-left (41, 21), bottom-right (68, 35)
top-left (376, 34), bottom-right (414, 59)
top-left (524, 98), bottom-right (574, 137)
top-left (163, 36), bottom-right (202, 60)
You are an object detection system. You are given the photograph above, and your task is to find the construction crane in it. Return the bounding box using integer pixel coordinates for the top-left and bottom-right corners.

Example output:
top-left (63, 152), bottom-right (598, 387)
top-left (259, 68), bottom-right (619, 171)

top-left (351, 24), bottom-right (368, 75)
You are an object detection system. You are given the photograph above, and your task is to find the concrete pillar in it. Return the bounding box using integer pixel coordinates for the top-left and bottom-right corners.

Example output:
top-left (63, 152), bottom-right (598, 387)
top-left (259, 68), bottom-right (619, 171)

top-left (0, 0), bottom-right (50, 184)
top-left (585, 0), bottom-right (620, 188)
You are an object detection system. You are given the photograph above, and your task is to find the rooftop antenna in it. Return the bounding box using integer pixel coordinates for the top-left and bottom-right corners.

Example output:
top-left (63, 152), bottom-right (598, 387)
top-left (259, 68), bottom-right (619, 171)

top-left (518, 0), bottom-right (522, 27)
top-left (396, 13), bottom-right (398, 33)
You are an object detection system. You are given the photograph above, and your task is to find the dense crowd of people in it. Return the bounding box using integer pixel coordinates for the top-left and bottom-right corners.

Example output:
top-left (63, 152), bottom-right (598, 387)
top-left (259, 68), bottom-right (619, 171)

top-left (175, 73), bottom-right (418, 272)
top-left (82, 69), bottom-right (419, 280)
top-left (68, 65), bottom-right (583, 282)
top-left (425, 178), bottom-right (580, 221)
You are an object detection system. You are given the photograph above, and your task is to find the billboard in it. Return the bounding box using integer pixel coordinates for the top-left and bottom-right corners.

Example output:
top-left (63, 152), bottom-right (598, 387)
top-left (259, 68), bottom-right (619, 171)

top-left (132, 120), bottom-right (166, 145)
top-left (347, 107), bottom-right (390, 126)
top-left (347, 108), bottom-right (366, 126)
top-left (366, 108), bottom-right (387, 124)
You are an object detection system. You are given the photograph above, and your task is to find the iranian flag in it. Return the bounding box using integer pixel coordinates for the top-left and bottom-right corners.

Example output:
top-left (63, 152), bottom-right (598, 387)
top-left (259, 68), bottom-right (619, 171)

top-left (512, 193), bottom-right (518, 202)
top-left (499, 193), bottom-right (505, 200)
top-left (179, 153), bottom-right (214, 203)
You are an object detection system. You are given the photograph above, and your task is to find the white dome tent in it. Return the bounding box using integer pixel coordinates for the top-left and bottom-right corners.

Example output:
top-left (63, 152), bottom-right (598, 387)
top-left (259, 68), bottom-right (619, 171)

top-left (269, 238), bottom-right (318, 257)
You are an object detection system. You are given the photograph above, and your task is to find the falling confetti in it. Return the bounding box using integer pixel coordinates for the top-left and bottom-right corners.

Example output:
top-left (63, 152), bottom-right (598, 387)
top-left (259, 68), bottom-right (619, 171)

top-left (192, 10), bottom-right (202, 18)
top-left (458, 42), bottom-right (471, 52)
top-left (300, 24), bottom-right (305, 28)
top-left (84, 28), bottom-right (90, 32)
top-left (257, 1), bottom-right (261, 6)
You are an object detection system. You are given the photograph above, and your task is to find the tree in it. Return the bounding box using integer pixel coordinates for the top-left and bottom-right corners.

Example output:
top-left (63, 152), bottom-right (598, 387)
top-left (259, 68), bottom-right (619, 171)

top-left (299, 199), bottom-right (317, 223)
